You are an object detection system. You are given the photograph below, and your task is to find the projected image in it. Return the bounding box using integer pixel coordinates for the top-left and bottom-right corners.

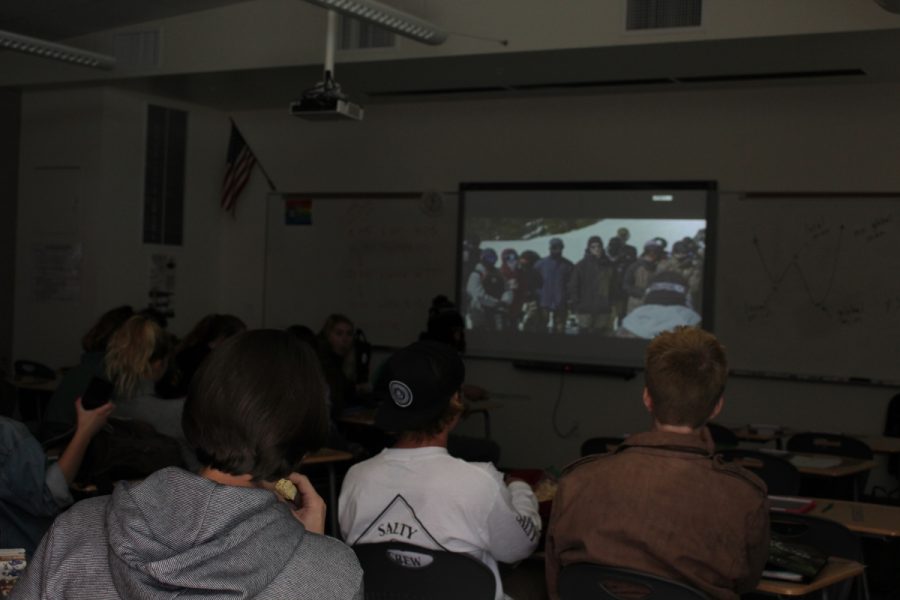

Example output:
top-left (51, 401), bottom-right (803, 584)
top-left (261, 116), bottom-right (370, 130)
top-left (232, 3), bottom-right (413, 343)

top-left (461, 218), bottom-right (706, 340)
top-left (458, 182), bottom-right (715, 368)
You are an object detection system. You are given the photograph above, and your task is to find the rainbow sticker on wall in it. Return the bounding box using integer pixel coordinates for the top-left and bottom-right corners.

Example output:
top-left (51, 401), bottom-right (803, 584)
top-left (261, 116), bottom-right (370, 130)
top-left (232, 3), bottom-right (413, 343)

top-left (285, 197), bottom-right (313, 225)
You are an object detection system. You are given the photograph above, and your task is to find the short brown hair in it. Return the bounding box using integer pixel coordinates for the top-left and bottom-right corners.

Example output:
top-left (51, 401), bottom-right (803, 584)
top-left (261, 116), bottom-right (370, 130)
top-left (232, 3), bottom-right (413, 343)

top-left (182, 329), bottom-right (328, 481)
top-left (398, 396), bottom-right (464, 444)
top-left (644, 326), bottom-right (727, 428)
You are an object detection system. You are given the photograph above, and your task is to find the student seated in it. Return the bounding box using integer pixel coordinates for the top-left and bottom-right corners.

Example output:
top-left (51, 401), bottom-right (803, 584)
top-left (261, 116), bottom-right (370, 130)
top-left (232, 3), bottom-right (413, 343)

top-left (417, 295), bottom-right (500, 464)
top-left (545, 326), bottom-right (769, 600)
top-left (105, 314), bottom-right (177, 435)
top-left (12, 329), bottom-right (363, 599)
top-left (338, 341), bottom-right (540, 600)
top-left (0, 399), bottom-right (114, 557)
top-left (155, 313), bottom-right (246, 399)
top-left (41, 305), bottom-right (133, 440)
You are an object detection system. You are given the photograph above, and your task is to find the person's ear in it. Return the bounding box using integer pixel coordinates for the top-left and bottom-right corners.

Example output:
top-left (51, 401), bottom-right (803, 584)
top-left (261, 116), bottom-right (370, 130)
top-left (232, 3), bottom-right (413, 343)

top-left (709, 396), bottom-right (724, 421)
top-left (150, 359), bottom-right (167, 379)
top-left (642, 388), bottom-right (654, 414)
top-left (450, 391), bottom-right (464, 408)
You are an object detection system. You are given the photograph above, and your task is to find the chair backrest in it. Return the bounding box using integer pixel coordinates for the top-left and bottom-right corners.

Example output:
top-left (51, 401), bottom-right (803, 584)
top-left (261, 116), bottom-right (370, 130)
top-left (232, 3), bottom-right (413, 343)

top-left (786, 432), bottom-right (873, 460)
top-left (352, 542), bottom-right (496, 600)
top-left (718, 449), bottom-right (801, 496)
top-left (706, 422), bottom-right (739, 449)
top-left (769, 513), bottom-right (863, 561)
top-left (768, 513), bottom-right (864, 600)
top-left (559, 564), bottom-right (709, 600)
top-left (580, 436), bottom-right (625, 456)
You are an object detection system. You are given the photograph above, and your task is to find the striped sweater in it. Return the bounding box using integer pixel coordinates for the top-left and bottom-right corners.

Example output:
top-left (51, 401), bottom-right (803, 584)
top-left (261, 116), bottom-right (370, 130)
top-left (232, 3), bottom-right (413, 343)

top-left (12, 467), bottom-right (362, 599)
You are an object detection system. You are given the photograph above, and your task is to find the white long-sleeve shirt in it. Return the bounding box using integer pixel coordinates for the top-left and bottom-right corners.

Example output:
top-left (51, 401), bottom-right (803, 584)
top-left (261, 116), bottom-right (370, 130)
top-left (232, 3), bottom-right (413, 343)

top-left (338, 446), bottom-right (541, 600)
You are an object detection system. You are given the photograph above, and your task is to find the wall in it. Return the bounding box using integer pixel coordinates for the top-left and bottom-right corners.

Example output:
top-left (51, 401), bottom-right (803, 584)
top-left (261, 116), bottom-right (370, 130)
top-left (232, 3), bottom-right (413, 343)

top-left (236, 82), bottom-right (900, 194)
top-left (13, 87), bottom-right (232, 368)
top-left (231, 80), bottom-right (900, 472)
top-left (13, 79), bottom-right (900, 476)
top-left (0, 90), bottom-right (20, 375)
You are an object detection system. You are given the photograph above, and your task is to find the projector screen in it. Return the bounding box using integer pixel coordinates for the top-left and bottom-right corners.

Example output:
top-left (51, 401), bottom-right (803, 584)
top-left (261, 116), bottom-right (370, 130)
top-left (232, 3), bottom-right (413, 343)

top-left (458, 182), bottom-right (716, 370)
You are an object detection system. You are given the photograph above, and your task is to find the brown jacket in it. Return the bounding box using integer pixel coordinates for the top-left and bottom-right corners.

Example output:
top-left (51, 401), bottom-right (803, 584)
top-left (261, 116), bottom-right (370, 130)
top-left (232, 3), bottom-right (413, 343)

top-left (545, 430), bottom-right (769, 600)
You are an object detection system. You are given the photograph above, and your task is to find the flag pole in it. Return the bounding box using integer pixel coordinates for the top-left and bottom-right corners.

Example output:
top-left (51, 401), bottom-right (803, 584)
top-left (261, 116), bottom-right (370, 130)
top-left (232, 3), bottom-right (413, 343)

top-left (230, 118), bottom-right (277, 192)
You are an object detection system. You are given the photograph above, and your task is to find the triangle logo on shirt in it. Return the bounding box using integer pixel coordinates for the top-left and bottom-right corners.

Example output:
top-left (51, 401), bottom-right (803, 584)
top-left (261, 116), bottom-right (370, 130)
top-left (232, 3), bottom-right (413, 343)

top-left (351, 494), bottom-right (446, 550)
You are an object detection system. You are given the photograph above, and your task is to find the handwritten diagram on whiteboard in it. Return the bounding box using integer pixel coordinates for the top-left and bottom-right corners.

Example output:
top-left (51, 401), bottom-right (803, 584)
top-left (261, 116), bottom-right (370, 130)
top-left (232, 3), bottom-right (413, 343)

top-left (716, 194), bottom-right (900, 383)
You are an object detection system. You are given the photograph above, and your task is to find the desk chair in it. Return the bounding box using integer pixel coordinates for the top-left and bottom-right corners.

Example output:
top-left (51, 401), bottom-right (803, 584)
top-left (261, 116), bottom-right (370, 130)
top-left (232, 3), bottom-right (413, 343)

top-left (770, 513), bottom-right (868, 600)
top-left (352, 541), bottom-right (495, 600)
top-left (719, 448), bottom-right (801, 496)
top-left (706, 422), bottom-right (739, 449)
top-left (558, 564), bottom-right (709, 600)
top-left (580, 436), bottom-right (625, 456)
top-left (787, 433), bottom-right (873, 500)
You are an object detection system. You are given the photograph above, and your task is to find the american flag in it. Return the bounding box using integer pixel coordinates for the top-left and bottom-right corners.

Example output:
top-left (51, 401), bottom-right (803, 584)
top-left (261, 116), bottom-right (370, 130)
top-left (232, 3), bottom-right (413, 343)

top-left (221, 121), bottom-right (257, 213)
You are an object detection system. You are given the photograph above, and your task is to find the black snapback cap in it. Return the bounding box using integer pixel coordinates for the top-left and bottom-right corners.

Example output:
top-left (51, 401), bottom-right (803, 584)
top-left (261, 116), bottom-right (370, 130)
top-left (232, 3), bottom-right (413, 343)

top-left (374, 341), bottom-right (465, 433)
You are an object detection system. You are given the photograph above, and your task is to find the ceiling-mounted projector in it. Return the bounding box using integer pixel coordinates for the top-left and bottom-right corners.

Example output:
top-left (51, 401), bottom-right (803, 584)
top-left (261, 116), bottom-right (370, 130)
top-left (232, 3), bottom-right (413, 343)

top-left (290, 71), bottom-right (363, 121)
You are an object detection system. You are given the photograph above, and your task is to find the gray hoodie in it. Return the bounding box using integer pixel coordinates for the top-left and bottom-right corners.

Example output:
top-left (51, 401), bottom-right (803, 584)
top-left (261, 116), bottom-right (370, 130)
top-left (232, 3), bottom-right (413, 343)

top-left (12, 467), bottom-right (363, 599)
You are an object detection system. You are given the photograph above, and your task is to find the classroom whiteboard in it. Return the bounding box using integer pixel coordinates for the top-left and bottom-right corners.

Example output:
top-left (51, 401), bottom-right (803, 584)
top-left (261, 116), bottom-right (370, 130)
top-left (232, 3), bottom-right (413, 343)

top-left (263, 190), bottom-right (900, 383)
top-left (715, 192), bottom-right (900, 384)
top-left (263, 193), bottom-right (458, 347)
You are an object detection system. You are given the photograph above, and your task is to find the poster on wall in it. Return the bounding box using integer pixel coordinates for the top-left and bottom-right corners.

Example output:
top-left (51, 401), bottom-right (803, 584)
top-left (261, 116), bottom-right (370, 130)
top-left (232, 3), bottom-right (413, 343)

top-left (33, 243), bottom-right (82, 302)
top-left (149, 254), bottom-right (176, 319)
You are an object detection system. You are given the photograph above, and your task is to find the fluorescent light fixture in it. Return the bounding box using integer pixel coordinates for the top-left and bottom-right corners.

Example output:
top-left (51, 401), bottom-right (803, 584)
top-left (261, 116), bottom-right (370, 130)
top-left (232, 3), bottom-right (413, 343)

top-left (652, 194), bottom-right (674, 202)
top-left (301, 0), bottom-right (447, 45)
top-left (0, 29), bottom-right (115, 70)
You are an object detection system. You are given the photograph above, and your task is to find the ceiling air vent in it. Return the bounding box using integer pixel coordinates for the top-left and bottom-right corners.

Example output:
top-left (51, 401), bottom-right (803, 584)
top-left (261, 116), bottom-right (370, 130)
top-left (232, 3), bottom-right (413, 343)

top-left (627, 0), bottom-right (702, 30)
top-left (339, 16), bottom-right (395, 50)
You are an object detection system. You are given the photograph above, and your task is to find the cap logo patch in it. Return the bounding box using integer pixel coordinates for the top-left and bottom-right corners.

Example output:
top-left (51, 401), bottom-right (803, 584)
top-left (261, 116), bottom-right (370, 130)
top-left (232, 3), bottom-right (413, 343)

top-left (389, 380), bottom-right (413, 407)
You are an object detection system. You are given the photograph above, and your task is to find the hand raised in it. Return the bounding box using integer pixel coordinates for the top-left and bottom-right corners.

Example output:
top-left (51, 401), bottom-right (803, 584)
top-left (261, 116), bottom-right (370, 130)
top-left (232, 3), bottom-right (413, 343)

top-left (74, 397), bottom-right (115, 439)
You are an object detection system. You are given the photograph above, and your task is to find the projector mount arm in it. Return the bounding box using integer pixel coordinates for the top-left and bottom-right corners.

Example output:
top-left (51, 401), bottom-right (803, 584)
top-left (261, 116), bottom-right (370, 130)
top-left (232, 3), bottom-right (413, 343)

top-left (302, 9), bottom-right (349, 102)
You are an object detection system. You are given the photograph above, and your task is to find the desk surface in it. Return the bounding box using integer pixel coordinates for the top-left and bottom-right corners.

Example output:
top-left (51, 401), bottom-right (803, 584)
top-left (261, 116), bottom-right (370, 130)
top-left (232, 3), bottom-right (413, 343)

top-left (791, 453), bottom-right (876, 478)
top-left (756, 557), bottom-right (865, 597)
top-left (757, 449), bottom-right (877, 478)
top-left (733, 425), bottom-right (900, 455)
top-left (5, 376), bottom-right (59, 392)
top-left (808, 497), bottom-right (900, 538)
top-left (302, 448), bottom-right (354, 466)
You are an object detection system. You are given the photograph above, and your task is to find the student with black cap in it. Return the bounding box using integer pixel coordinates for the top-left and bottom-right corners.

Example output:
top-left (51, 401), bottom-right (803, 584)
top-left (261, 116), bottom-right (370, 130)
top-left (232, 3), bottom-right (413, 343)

top-left (338, 341), bottom-right (540, 600)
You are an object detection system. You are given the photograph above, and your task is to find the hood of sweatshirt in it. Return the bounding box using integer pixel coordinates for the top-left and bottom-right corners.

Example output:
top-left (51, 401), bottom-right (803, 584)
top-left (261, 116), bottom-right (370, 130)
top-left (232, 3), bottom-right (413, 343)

top-left (106, 467), bottom-right (304, 599)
